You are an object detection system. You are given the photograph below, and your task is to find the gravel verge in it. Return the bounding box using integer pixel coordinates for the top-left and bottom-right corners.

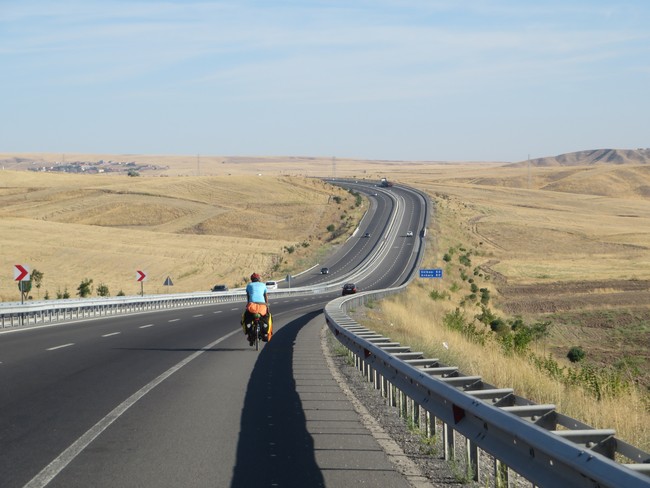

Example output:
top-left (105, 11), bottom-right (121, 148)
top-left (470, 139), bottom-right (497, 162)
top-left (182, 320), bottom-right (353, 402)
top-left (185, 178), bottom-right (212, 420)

top-left (321, 324), bottom-right (479, 488)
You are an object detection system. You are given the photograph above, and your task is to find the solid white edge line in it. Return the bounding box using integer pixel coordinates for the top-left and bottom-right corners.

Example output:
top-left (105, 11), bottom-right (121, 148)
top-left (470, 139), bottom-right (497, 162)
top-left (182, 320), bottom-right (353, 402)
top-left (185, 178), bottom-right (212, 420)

top-left (24, 328), bottom-right (240, 488)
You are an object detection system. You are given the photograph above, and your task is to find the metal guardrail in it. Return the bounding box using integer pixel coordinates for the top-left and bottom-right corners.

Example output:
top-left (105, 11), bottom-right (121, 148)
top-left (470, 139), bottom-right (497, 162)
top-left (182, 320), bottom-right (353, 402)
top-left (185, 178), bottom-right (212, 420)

top-left (0, 286), bottom-right (340, 329)
top-left (324, 290), bottom-right (650, 487)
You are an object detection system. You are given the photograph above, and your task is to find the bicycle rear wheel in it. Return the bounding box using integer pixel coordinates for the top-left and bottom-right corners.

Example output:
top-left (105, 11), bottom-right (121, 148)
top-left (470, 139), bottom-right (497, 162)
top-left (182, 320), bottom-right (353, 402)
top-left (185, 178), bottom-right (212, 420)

top-left (255, 324), bottom-right (260, 351)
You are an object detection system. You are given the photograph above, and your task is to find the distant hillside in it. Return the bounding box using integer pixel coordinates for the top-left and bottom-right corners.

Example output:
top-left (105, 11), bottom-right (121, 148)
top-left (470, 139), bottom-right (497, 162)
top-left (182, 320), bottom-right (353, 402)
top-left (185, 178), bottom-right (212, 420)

top-left (510, 148), bottom-right (650, 167)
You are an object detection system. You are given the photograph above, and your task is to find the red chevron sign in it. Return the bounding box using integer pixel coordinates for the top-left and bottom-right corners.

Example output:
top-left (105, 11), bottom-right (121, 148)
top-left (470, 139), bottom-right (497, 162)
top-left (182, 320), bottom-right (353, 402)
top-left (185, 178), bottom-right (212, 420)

top-left (136, 270), bottom-right (147, 282)
top-left (14, 264), bottom-right (30, 281)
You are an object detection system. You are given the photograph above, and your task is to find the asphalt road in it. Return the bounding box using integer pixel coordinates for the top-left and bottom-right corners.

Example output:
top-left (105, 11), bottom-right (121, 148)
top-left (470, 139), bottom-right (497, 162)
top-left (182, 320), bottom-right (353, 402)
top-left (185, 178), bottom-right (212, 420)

top-left (0, 182), bottom-right (428, 488)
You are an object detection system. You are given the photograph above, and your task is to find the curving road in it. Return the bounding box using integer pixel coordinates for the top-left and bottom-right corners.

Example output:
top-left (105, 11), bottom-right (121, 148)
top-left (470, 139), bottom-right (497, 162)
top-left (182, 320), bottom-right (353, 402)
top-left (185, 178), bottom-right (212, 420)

top-left (0, 182), bottom-right (428, 488)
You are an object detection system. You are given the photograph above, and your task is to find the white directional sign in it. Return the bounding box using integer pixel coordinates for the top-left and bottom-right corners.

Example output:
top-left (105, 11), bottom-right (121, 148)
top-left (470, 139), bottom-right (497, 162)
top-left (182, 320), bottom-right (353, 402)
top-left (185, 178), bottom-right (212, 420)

top-left (14, 264), bottom-right (30, 281)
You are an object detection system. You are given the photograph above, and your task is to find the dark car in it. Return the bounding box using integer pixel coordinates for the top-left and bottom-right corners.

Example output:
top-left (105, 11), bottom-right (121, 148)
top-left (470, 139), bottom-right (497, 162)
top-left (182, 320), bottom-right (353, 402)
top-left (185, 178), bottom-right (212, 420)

top-left (211, 284), bottom-right (228, 292)
top-left (342, 283), bottom-right (357, 296)
top-left (363, 232), bottom-right (371, 238)
top-left (321, 267), bottom-right (329, 275)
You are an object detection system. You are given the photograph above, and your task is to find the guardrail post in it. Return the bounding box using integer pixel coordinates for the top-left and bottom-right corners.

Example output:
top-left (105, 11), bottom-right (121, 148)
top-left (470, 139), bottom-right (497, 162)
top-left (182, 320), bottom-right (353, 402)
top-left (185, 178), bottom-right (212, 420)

top-left (466, 438), bottom-right (480, 482)
top-left (495, 459), bottom-right (510, 488)
top-left (443, 422), bottom-right (455, 461)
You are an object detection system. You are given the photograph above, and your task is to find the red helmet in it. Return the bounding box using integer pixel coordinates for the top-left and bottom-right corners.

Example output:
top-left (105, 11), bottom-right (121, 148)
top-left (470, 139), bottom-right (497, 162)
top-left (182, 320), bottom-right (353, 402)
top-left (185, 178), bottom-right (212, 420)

top-left (250, 273), bottom-right (261, 282)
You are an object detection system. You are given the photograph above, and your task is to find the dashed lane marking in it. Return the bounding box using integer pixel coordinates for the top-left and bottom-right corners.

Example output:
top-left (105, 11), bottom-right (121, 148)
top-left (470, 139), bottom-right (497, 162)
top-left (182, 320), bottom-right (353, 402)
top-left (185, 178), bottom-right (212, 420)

top-left (46, 343), bottom-right (74, 351)
top-left (101, 332), bottom-right (121, 338)
top-left (168, 319), bottom-right (180, 323)
top-left (24, 328), bottom-right (240, 488)
top-left (139, 324), bottom-right (154, 329)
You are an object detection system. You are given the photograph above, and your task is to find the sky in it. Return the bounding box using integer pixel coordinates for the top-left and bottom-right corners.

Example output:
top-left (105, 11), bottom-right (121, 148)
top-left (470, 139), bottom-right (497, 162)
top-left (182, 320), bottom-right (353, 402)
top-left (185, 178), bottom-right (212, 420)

top-left (1, 1), bottom-right (649, 162)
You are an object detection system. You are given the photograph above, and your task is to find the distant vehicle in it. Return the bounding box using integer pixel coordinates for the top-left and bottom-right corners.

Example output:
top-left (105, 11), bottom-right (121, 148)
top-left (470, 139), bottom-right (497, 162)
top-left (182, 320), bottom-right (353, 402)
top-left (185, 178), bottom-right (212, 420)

top-left (372, 192), bottom-right (378, 196)
top-left (363, 232), bottom-right (371, 238)
top-left (342, 283), bottom-right (357, 296)
top-left (321, 267), bottom-right (329, 275)
top-left (406, 230), bottom-right (413, 237)
top-left (265, 281), bottom-right (278, 290)
top-left (212, 284), bottom-right (228, 292)
top-left (380, 177), bottom-right (393, 188)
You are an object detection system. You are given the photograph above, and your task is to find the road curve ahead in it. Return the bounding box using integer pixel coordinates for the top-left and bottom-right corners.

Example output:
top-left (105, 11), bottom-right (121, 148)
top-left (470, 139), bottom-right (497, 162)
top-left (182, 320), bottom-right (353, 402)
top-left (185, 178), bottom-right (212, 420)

top-left (0, 183), bottom-right (429, 488)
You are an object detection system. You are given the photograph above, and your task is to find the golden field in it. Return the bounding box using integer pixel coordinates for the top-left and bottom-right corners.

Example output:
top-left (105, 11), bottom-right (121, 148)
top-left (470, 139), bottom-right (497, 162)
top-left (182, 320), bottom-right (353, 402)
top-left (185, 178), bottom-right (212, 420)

top-left (0, 165), bottom-right (368, 301)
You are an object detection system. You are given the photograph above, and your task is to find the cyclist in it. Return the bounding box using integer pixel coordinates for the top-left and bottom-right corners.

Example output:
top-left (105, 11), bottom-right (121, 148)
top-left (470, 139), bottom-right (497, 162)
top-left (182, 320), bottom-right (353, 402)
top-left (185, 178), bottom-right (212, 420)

top-left (241, 273), bottom-right (273, 344)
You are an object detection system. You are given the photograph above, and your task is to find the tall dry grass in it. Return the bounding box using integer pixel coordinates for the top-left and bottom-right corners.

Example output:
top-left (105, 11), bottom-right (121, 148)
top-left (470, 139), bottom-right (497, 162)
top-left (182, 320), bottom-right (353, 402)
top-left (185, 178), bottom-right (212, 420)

top-left (358, 283), bottom-right (650, 451)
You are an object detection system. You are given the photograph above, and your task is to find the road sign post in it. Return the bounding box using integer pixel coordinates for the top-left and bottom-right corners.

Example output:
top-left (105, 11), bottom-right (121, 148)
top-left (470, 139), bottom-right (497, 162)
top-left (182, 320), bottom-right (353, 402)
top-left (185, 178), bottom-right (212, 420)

top-left (14, 264), bottom-right (31, 304)
top-left (136, 270), bottom-right (147, 296)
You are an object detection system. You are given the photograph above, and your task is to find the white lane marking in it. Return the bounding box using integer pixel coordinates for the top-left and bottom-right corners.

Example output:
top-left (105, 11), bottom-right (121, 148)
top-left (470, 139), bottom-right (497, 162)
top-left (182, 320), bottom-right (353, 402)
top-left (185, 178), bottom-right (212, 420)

top-left (24, 328), bottom-right (241, 488)
top-left (46, 343), bottom-right (74, 351)
top-left (139, 324), bottom-right (154, 329)
top-left (168, 319), bottom-right (180, 323)
top-left (213, 311), bottom-right (222, 314)
top-left (101, 332), bottom-right (121, 338)
top-left (192, 314), bottom-right (203, 318)
top-left (230, 308), bottom-right (239, 311)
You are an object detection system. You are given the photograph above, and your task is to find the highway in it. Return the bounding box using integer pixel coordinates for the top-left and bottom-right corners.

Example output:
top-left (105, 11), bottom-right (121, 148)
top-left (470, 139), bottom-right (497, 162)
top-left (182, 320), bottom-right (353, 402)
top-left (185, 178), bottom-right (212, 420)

top-left (0, 182), bottom-right (428, 488)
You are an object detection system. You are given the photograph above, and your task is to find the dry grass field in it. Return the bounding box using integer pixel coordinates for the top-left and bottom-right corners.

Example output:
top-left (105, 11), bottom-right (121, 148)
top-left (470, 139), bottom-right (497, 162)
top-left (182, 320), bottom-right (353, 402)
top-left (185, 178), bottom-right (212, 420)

top-left (0, 167), bottom-right (367, 301)
top-left (2, 150), bottom-right (649, 447)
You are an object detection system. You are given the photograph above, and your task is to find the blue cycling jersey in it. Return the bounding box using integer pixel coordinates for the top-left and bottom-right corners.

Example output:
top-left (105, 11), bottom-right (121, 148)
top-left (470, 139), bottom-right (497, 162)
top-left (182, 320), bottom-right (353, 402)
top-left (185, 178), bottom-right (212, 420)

top-left (246, 281), bottom-right (267, 303)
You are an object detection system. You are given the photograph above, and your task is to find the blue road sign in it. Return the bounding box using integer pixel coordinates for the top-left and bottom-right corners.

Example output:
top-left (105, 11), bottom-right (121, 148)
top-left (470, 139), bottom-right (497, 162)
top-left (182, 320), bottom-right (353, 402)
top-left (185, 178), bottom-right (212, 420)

top-left (419, 268), bottom-right (443, 278)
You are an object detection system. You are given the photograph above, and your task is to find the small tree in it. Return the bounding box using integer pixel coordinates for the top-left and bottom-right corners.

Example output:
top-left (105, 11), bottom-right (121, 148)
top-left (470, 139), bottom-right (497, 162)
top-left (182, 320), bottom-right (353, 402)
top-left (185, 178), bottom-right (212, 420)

top-left (567, 346), bottom-right (586, 363)
top-left (97, 283), bottom-right (110, 297)
top-left (31, 269), bottom-right (44, 298)
top-left (77, 278), bottom-right (94, 298)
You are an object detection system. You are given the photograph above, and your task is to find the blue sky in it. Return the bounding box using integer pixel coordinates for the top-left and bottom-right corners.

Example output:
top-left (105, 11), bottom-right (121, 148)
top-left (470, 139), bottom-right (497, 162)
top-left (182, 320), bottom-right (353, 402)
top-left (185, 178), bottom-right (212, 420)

top-left (1, 1), bottom-right (648, 162)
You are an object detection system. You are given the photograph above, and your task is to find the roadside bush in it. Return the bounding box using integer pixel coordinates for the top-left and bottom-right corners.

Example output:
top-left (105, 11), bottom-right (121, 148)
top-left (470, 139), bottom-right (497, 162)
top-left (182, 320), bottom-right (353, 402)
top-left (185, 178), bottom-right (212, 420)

top-left (429, 290), bottom-right (449, 301)
top-left (97, 283), bottom-right (110, 297)
top-left (77, 278), bottom-right (93, 298)
top-left (567, 346), bottom-right (586, 363)
top-left (480, 288), bottom-right (490, 305)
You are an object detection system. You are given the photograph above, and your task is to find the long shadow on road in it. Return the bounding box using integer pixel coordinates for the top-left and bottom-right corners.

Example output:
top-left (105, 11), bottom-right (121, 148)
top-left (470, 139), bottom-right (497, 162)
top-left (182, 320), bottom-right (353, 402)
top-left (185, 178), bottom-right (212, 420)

top-left (230, 310), bottom-right (325, 488)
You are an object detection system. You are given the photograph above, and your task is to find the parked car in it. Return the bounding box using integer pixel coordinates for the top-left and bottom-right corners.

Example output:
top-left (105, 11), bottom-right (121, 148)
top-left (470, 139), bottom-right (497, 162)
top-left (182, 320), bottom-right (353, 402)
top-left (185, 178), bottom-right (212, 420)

top-left (342, 283), bottom-right (357, 296)
top-left (211, 284), bottom-right (228, 292)
top-left (265, 281), bottom-right (278, 290)
top-left (321, 267), bottom-right (329, 275)
top-left (406, 230), bottom-right (413, 237)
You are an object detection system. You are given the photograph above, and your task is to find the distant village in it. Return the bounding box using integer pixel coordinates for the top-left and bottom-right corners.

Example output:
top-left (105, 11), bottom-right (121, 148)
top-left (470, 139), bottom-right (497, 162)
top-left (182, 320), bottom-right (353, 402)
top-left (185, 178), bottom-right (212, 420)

top-left (25, 159), bottom-right (168, 174)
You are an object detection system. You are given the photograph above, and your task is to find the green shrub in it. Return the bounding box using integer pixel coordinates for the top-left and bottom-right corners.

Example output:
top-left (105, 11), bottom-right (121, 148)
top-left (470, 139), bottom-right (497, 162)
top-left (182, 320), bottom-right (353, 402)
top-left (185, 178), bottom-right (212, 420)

top-left (567, 346), bottom-right (586, 363)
